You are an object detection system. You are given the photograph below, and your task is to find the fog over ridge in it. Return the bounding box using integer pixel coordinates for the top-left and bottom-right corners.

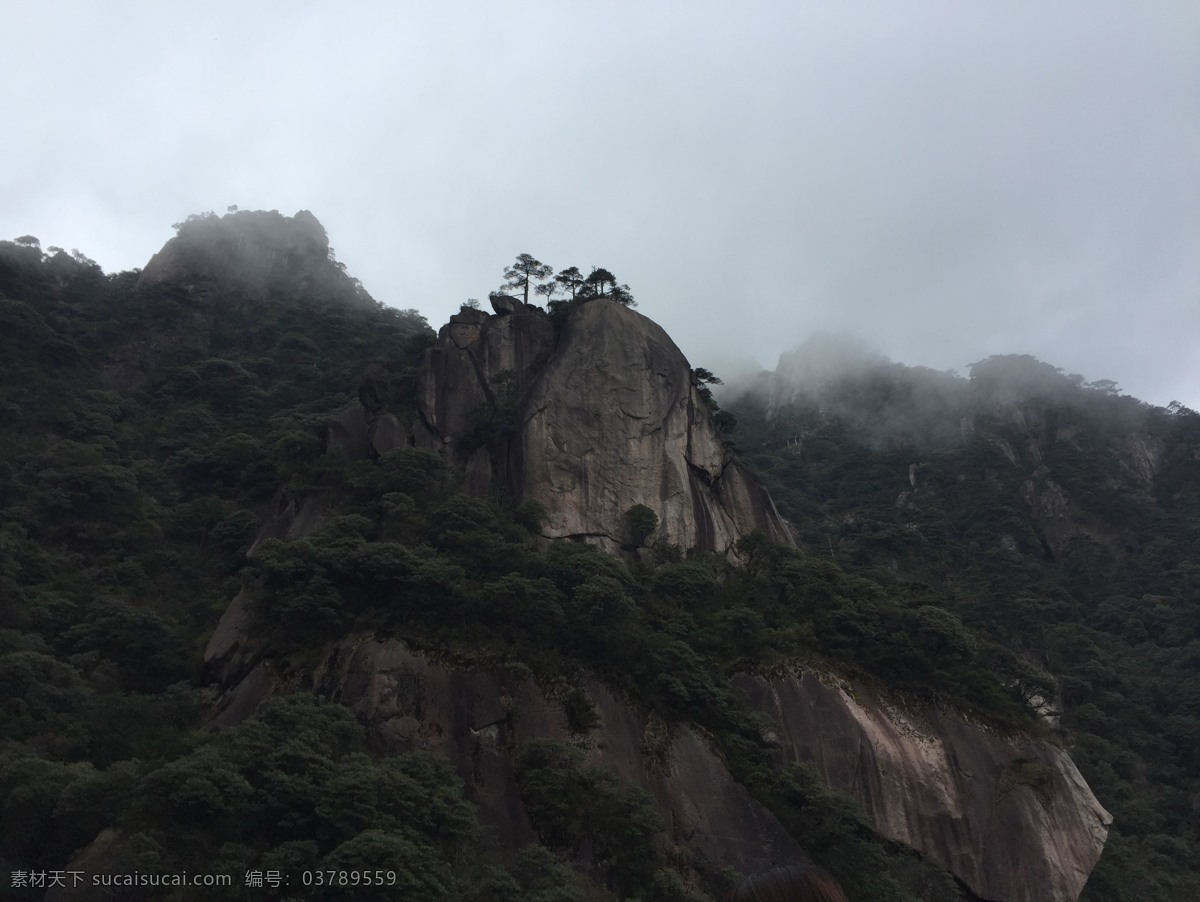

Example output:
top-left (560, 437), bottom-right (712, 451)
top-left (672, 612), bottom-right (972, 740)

top-left (4, 1), bottom-right (1196, 408)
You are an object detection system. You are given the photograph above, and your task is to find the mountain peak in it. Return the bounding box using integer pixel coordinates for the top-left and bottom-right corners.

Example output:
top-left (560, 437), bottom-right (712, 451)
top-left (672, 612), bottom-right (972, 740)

top-left (137, 208), bottom-right (372, 307)
top-left (414, 296), bottom-right (793, 555)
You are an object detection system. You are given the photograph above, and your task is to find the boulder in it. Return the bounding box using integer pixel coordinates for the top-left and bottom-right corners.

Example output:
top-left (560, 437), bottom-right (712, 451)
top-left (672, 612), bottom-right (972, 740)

top-left (489, 294), bottom-right (523, 315)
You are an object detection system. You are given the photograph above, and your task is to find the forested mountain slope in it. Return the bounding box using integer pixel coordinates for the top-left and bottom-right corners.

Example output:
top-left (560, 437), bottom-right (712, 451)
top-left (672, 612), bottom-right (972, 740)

top-left (0, 214), bottom-right (1188, 900)
top-left (725, 335), bottom-right (1200, 899)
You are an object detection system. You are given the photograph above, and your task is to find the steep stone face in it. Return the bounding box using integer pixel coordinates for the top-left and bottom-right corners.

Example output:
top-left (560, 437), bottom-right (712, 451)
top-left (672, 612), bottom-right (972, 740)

top-left (964, 401), bottom-right (1164, 567)
top-left (206, 608), bottom-right (1107, 902)
top-left (203, 432), bottom-right (1109, 900)
top-left (733, 671), bottom-right (1112, 902)
top-left (414, 299), bottom-right (558, 494)
top-left (414, 298), bottom-right (793, 553)
top-left (1114, 432), bottom-right (1165, 488)
top-left (198, 307), bottom-right (1114, 899)
top-left (206, 634), bottom-right (802, 877)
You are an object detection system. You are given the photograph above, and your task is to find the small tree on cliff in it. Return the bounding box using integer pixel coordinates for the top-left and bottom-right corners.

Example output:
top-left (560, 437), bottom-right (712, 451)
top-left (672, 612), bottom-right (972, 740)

top-left (576, 268), bottom-right (636, 306)
top-left (609, 282), bottom-right (635, 307)
top-left (499, 253), bottom-right (553, 305)
top-left (693, 367), bottom-right (734, 431)
top-left (579, 268), bottom-right (615, 298)
top-left (692, 368), bottom-right (722, 407)
top-left (549, 266), bottom-right (585, 300)
top-left (623, 505), bottom-right (658, 550)
top-left (534, 279), bottom-right (562, 305)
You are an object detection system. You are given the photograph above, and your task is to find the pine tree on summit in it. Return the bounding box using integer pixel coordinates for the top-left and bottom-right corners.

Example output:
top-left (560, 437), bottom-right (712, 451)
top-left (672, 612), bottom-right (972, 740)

top-left (547, 266), bottom-right (585, 300)
top-left (579, 267), bottom-right (616, 298)
top-left (499, 254), bottom-right (553, 305)
top-left (577, 267), bottom-right (636, 306)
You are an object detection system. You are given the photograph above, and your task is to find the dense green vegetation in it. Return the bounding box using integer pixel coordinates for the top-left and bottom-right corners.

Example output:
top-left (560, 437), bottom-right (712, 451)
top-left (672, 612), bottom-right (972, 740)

top-left (725, 345), bottom-right (1200, 900)
top-left (0, 224), bottom-right (967, 900)
top-left (2, 219), bottom-right (1196, 900)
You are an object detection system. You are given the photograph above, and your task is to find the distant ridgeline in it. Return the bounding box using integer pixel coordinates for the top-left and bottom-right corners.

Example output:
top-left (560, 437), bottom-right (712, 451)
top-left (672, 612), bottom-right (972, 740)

top-left (0, 214), bottom-right (1195, 900)
top-left (725, 335), bottom-right (1200, 900)
top-left (139, 208), bottom-right (379, 308)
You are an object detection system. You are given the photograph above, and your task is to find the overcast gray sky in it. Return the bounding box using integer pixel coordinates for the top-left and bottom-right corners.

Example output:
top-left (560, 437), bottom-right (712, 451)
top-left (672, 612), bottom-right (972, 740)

top-left (5, 1), bottom-right (1198, 407)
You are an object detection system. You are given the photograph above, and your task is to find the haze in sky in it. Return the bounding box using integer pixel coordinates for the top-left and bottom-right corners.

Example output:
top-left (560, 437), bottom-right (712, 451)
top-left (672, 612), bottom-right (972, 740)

top-left (5, 1), bottom-right (1197, 407)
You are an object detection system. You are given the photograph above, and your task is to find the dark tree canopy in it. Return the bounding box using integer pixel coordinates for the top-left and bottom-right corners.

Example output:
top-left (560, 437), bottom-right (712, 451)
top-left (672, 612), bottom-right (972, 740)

top-left (609, 282), bottom-right (635, 306)
top-left (580, 268), bottom-right (615, 297)
top-left (575, 267), bottom-right (635, 306)
top-left (500, 253), bottom-right (553, 305)
top-left (622, 504), bottom-right (659, 549)
top-left (533, 279), bottom-right (561, 304)
top-left (551, 266), bottom-right (585, 300)
top-left (12, 213), bottom-right (1194, 899)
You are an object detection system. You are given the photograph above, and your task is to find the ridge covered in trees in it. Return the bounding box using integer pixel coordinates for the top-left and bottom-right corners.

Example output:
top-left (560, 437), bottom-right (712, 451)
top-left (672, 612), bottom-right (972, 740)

top-left (0, 224), bottom-right (1196, 899)
top-left (724, 341), bottom-right (1200, 899)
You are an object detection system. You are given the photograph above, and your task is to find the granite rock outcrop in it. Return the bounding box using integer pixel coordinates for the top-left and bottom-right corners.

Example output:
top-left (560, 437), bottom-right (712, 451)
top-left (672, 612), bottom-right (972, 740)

top-left (733, 671), bottom-right (1112, 902)
top-left (414, 297), bottom-right (793, 554)
top-left (207, 636), bottom-right (803, 877)
top-left (205, 610), bottom-right (1110, 902)
top-left (198, 285), bottom-right (1112, 901)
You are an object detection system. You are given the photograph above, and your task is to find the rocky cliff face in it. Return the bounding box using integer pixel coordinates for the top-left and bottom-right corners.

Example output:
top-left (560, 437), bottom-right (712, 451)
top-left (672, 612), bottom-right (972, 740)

top-left (962, 399), bottom-right (1169, 568)
top-left (206, 636), bottom-right (803, 878)
top-left (733, 672), bottom-right (1111, 902)
top-left (414, 296), bottom-right (792, 554)
top-left (206, 612), bottom-right (1109, 902)
top-left (198, 302), bottom-right (1113, 900)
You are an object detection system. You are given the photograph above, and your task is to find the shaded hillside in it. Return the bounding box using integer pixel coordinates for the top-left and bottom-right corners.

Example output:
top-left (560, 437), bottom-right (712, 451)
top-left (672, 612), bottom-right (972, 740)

top-left (0, 219), bottom-right (504, 898)
top-left (206, 295), bottom-right (1107, 902)
top-left (0, 217), bottom-right (1149, 900)
top-left (726, 337), bottom-right (1200, 900)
